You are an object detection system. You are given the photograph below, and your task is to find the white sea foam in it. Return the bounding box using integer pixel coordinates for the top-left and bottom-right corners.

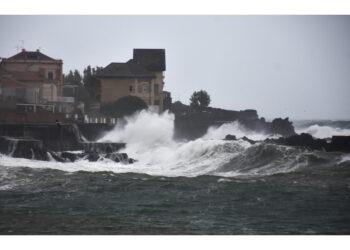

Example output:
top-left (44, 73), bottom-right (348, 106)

top-left (338, 154), bottom-right (350, 164)
top-left (0, 184), bottom-right (15, 191)
top-left (203, 121), bottom-right (278, 141)
top-left (0, 110), bottom-right (308, 178)
top-left (296, 124), bottom-right (350, 139)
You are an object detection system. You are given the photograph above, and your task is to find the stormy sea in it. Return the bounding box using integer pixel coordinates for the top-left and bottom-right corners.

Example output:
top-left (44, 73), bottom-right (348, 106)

top-left (0, 111), bottom-right (350, 234)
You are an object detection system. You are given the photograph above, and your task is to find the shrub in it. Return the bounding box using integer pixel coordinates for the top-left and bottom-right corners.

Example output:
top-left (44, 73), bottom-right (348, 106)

top-left (100, 96), bottom-right (148, 118)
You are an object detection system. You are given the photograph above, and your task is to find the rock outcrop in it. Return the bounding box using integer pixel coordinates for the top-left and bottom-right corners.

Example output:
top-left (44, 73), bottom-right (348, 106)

top-left (268, 134), bottom-right (350, 152)
top-left (49, 151), bottom-right (134, 164)
top-left (224, 134), bottom-right (237, 141)
top-left (271, 118), bottom-right (296, 138)
top-left (82, 142), bottom-right (126, 154)
top-left (171, 101), bottom-right (296, 140)
top-left (266, 133), bottom-right (327, 150)
top-left (225, 133), bottom-right (350, 153)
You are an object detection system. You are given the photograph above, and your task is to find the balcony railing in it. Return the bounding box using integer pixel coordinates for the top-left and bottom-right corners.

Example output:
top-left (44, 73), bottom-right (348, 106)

top-left (52, 96), bottom-right (75, 103)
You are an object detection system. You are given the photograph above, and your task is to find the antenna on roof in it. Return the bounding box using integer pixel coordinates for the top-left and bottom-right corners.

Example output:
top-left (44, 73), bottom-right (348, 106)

top-left (20, 40), bottom-right (24, 50)
top-left (15, 40), bottom-right (25, 52)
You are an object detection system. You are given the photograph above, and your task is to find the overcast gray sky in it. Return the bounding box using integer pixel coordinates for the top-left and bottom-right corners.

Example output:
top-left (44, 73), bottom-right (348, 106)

top-left (0, 15), bottom-right (349, 120)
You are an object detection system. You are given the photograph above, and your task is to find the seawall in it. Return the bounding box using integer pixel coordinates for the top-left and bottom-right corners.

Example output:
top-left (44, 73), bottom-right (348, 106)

top-left (0, 123), bottom-right (83, 151)
top-left (0, 123), bottom-right (128, 161)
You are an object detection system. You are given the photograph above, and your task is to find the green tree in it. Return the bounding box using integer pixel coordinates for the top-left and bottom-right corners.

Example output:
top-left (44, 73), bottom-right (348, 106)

top-left (83, 65), bottom-right (103, 102)
top-left (83, 65), bottom-right (92, 84)
top-left (75, 86), bottom-right (91, 112)
top-left (100, 96), bottom-right (148, 118)
top-left (64, 66), bottom-right (103, 112)
top-left (190, 90), bottom-right (211, 108)
top-left (63, 69), bottom-right (82, 85)
top-left (73, 70), bottom-right (82, 85)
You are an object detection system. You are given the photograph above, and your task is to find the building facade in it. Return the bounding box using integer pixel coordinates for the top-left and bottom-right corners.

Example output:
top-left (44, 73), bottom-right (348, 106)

top-left (97, 49), bottom-right (166, 113)
top-left (0, 77), bottom-right (38, 103)
top-left (0, 49), bottom-right (63, 102)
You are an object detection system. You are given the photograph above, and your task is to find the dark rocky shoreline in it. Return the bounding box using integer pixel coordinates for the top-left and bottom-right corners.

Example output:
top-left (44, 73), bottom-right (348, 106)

top-left (170, 101), bottom-right (296, 140)
top-left (0, 105), bottom-right (349, 163)
top-left (0, 135), bottom-right (134, 163)
top-left (0, 123), bottom-right (133, 163)
top-left (225, 133), bottom-right (350, 153)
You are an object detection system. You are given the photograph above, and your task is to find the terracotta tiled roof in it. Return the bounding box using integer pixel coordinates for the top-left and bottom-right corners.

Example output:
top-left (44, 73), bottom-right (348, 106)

top-left (6, 50), bottom-right (57, 61)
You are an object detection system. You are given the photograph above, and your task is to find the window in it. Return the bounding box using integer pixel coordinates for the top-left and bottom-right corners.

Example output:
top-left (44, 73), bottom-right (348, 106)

top-left (154, 84), bottom-right (159, 95)
top-left (48, 72), bottom-right (53, 80)
top-left (27, 53), bottom-right (38, 60)
top-left (129, 86), bottom-right (133, 92)
top-left (142, 83), bottom-right (149, 93)
top-left (154, 100), bottom-right (160, 105)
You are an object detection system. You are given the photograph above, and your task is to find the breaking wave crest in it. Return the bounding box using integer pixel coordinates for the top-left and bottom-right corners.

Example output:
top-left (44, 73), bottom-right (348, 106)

top-left (0, 111), bottom-right (347, 178)
top-left (296, 124), bottom-right (350, 139)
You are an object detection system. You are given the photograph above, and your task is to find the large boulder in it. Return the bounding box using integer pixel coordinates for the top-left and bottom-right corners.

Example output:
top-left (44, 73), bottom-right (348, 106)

top-left (224, 134), bottom-right (237, 140)
top-left (328, 136), bottom-right (350, 152)
top-left (52, 150), bottom-right (135, 164)
top-left (271, 118), bottom-right (296, 137)
top-left (82, 142), bottom-right (126, 154)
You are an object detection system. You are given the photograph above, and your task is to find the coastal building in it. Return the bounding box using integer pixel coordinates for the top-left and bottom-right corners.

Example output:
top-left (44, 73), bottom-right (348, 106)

top-left (0, 49), bottom-right (63, 102)
top-left (96, 49), bottom-right (166, 113)
top-left (0, 76), bottom-right (38, 103)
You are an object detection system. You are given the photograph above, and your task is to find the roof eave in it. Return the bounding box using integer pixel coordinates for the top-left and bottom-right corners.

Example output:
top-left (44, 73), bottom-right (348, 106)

top-left (97, 75), bottom-right (156, 79)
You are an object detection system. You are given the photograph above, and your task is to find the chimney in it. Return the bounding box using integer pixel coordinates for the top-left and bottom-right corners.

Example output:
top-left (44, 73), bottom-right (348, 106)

top-left (37, 49), bottom-right (40, 52)
top-left (22, 48), bottom-right (25, 52)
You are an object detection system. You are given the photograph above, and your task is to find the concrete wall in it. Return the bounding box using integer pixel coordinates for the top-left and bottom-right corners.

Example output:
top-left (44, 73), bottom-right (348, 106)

top-left (0, 123), bottom-right (82, 151)
top-left (41, 83), bottom-right (57, 102)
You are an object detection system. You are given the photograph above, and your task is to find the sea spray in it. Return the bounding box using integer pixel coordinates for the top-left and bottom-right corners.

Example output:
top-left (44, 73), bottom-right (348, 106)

top-left (203, 121), bottom-right (278, 141)
top-left (86, 110), bottom-right (313, 177)
top-left (98, 110), bottom-right (249, 176)
top-left (99, 110), bottom-right (175, 147)
top-left (1, 111), bottom-right (348, 178)
top-left (296, 124), bottom-right (350, 138)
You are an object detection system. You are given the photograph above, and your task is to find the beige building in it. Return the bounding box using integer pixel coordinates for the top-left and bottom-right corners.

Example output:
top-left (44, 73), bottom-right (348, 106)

top-left (0, 49), bottom-right (63, 102)
top-left (97, 49), bottom-right (166, 113)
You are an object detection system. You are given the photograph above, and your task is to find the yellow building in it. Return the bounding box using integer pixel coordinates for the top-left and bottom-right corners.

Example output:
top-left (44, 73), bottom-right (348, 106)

top-left (97, 49), bottom-right (166, 113)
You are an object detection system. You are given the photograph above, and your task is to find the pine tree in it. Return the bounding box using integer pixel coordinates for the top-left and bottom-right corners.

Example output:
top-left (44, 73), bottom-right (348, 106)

top-left (190, 90), bottom-right (211, 108)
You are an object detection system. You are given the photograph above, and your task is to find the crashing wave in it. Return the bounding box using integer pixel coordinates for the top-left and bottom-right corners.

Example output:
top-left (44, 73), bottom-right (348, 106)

top-left (296, 124), bottom-right (350, 139)
top-left (1, 111), bottom-right (349, 178)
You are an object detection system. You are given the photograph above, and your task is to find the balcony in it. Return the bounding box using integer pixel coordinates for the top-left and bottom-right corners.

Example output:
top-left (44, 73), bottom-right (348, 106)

top-left (46, 96), bottom-right (75, 103)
